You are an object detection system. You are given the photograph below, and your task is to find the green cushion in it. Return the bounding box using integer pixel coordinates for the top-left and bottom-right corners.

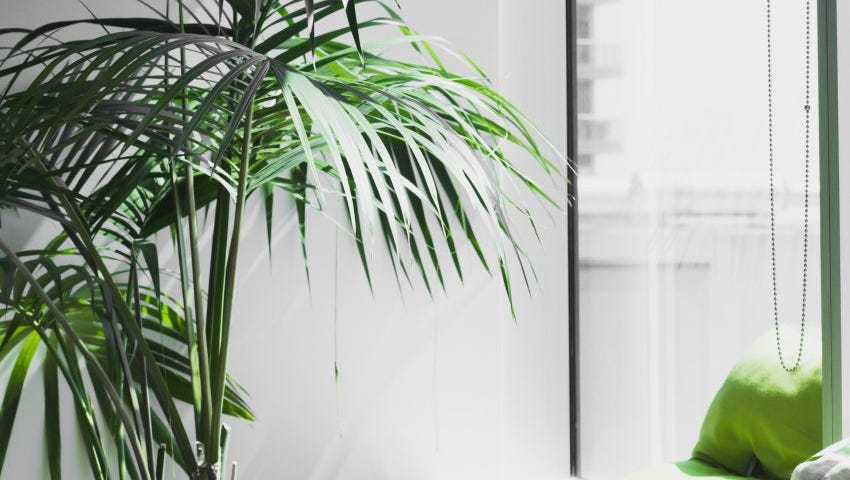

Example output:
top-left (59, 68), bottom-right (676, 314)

top-left (692, 327), bottom-right (822, 479)
top-left (626, 459), bottom-right (758, 480)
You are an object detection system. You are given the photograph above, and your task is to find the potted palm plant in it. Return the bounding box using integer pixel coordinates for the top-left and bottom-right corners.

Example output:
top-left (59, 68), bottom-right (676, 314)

top-left (0, 0), bottom-right (562, 478)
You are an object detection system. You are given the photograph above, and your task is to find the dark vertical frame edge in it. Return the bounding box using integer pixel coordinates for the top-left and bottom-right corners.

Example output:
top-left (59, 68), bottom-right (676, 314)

top-left (818, 0), bottom-right (842, 447)
top-left (566, 0), bottom-right (580, 475)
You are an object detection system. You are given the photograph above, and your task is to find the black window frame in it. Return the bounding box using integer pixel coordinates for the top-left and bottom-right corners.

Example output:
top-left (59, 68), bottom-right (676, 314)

top-left (566, 0), bottom-right (580, 476)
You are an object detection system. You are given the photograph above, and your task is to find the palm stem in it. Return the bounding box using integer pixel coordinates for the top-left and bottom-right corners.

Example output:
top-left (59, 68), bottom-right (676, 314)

top-left (178, 0), bottom-right (215, 460)
top-left (167, 150), bottom-right (203, 433)
top-left (209, 91), bottom-right (256, 472)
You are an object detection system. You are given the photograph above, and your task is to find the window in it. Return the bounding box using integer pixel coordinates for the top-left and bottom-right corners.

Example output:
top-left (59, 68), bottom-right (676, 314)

top-left (578, 79), bottom-right (593, 114)
top-left (576, 1), bottom-right (820, 477)
top-left (577, 4), bottom-right (593, 39)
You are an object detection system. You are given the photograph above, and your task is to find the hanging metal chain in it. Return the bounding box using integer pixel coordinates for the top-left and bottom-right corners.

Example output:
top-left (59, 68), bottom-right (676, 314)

top-left (767, 0), bottom-right (811, 373)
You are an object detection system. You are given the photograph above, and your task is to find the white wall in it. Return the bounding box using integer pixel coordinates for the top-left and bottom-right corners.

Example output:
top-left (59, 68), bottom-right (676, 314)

top-left (0, 1), bottom-right (569, 479)
top-left (220, 2), bottom-right (569, 478)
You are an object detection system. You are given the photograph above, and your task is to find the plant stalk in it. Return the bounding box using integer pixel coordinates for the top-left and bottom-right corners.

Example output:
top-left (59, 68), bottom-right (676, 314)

top-left (177, 0), bottom-right (215, 462)
top-left (208, 92), bottom-right (256, 473)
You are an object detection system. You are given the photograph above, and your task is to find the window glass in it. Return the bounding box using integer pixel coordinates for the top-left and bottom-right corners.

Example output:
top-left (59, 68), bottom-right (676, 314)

top-left (577, 1), bottom-right (820, 477)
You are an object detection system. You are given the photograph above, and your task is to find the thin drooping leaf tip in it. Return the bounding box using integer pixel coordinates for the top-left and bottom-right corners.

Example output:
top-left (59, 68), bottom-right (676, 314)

top-left (498, 258), bottom-right (516, 320)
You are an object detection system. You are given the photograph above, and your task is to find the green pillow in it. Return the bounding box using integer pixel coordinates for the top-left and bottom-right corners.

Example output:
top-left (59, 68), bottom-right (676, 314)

top-left (692, 326), bottom-right (822, 479)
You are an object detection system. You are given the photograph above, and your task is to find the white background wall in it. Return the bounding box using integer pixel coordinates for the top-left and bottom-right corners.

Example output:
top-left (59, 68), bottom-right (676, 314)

top-left (0, 1), bottom-right (569, 479)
